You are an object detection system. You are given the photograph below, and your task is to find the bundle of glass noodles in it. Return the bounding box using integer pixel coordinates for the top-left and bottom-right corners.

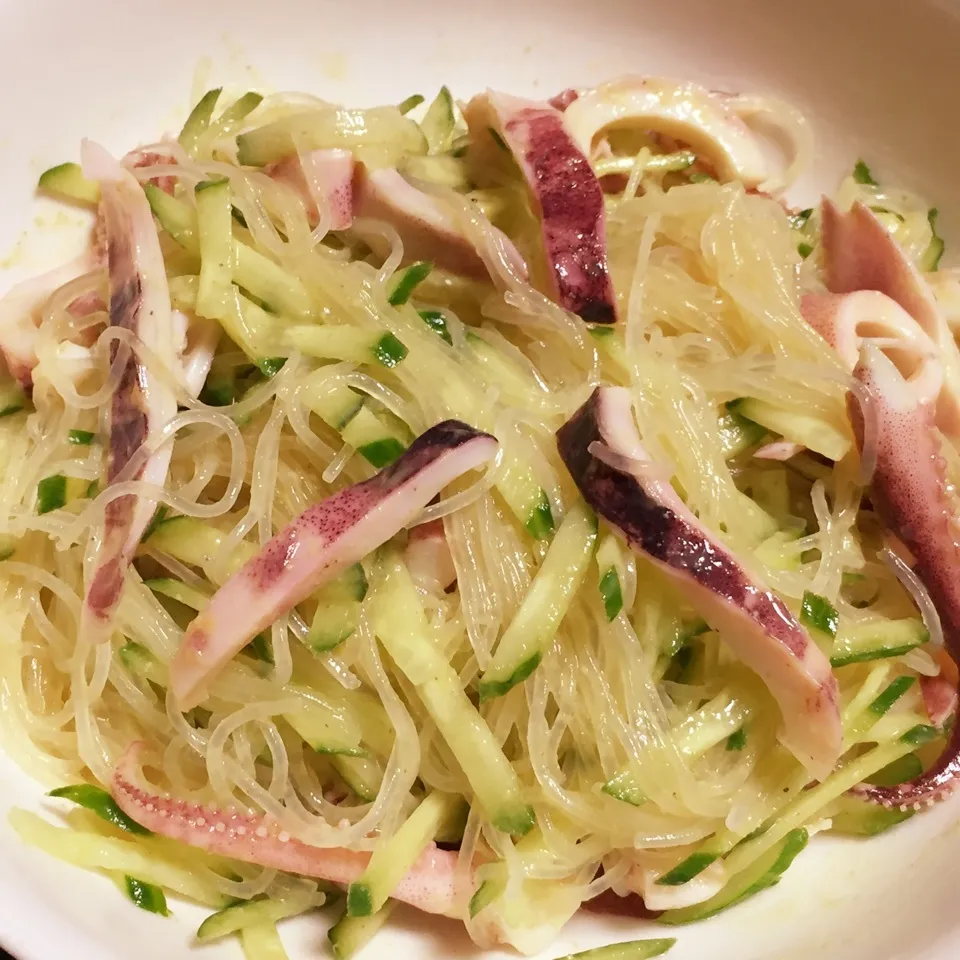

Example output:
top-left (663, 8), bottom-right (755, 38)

top-left (0, 75), bottom-right (958, 959)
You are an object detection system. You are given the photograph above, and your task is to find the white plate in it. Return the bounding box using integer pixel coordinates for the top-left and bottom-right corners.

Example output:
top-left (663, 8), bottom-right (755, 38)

top-left (2, 0), bottom-right (960, 957)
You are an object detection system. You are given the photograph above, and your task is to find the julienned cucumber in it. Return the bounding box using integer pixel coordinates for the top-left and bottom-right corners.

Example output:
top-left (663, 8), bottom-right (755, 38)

top-left (300, 377), bottom-right (408, 468)
top-left (195, 178), bottom-right (236, 322)
top-left (122, 877), bottom-right (168, 915)
top-left (596, 535), bottom-right (624, 620)
top-left (303, 380), bottom-right (365, 431)
top-left (36, 474), bottom-right (89, 514)
top-left (329, 902), bottom-right (396, 960)
top-left (728, 398), bottom-right (851, 462)
top-left (920, 208), bottom-right (945, 271)
top-left (556, 938), bottom-right (678, 960)
top-left (397, 94), bottom-right (425, 115)
top-left (601, 769), bottom-right (648, 807)
top-left (48, 783), bottom-right (152, 836)
top-left (347, 791), bottom-right (458, 916)
top-left (197, 893), bottom-right (318, 941)
top-left (0, 534), bottom-right (18, 561)
top-left (38, 162), bottom-right (101, 206)
top-left (372, 551), bottom-right (534, 836)
top-left (721, 732), bottom-right (928, 879)
top-left (235, 107), bottom-right (427, 167)
top-left (718, 406), bottom-right (766, 458)
top-left (283, 696), bottom-right (365, 757)
top-left (468, 866), bottom-right (507, 918)
top-left (332, 755), bottom-right (384, 803)
top-left (420, 86), bottom-right (457, 155)
top-left (145, 516), bottom-right (254, 580)
top-left (204, 92), bottom-right (263, 143)
top-left (307, 563), bottom-right (369, 653)
top-left (829, 618), bottom-right (928, 667)
top-left (828, 795), bottom-right (914, 837)
top-left (0, 378), bottom-right (27, 418)
top-left (179, 88), bottom-right (222, 155)
top-left (286, 326), bottom-right (408, 368)
top-left (169, 275), bottom-right (282, 371)
top-left (387, 261), bottom-right (433, 306)
top-left (119, 631), bottom-right (365, 757)
top-left (479, 503), bottom-right (597, 700)
top-left (145, 185), bottom-right (316, 320)
top-left (800, 591), bottom-right (839, 639)
top-left (496, 459), bottom-right (554, 539)
top-left (145, 577), bottom-right (213, 612)
top-left (657, 851), bottom-right (721, 887)
top-left (658, 829), bottom-right (809, 924)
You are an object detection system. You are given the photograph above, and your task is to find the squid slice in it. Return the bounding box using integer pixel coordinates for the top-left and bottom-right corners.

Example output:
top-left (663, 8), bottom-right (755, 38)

top-left (352, 164), bottom-right (527, 281)
top-left (821, 199), bottom-right (960, 437)
top-left (265, 148), bottom-right (355, 231)
top-left (464, 91), bottom-right (617, 323)
top-left (0, 253), bottom-right (98, 389)
top-left (171, 421), bottom-right (498, 710)
top-left (79, 140), bottom-right (179, 629)
top-left (111, 743), bottom-right (460, 916)
top-left (556, 386), bottom-right (841, 779)
top-left (404, 519), bottom-right (457, 593)
top-left (801, 288), bottom-right (960, 808)
top-left (561, 76), bottom-right (769, 188)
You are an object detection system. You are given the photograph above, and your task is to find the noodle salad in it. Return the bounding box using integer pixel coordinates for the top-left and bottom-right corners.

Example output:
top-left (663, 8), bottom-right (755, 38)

top-left (0, 76), bottom-right (958, 960)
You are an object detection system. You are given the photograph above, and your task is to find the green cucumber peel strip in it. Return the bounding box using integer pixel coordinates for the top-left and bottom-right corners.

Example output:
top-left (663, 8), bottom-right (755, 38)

top-left (418, 309), bottom-right (453, 345)
top-left (866, 752), bottom-right (924, 787)
top-left (358, 437), bottom-right (406, 468)
top-left (524, 489), bottom-right (555, 540)
top-left (726, 728), bottom-right (747, 751)
top-left (656, 852), bottom-right (720, 887)
top-left (869, 675), bottom-right (916, 717)
top-left (179, 88), bottom-right (223, 151)
top-left (468, 866), bottom-right (507, 918)
top-left (829, 618), bottom-right (928, 668)
top-left (853, 159), bottom-right (878, 185)
top-left (38, 162), bottom-right (101, 205)
top-left (555, 937), bottom-right (677, 959)
top-left (601, 769), bottom-right (648, 807)
top-left (900, 723), bottom-right (939, 746)
top-left (328, 901), bottom-right (396, 959)
top-left (397, 94), bottom-right (425, 115)
top-left (372, 333), bottom-right (408, 367)
top-left (800, 591), bottom-right (839, 638)
top-left (68, 429), bottom-right (95, 445)
top-left (197, 893), bottom-right (318, 942)
top-left (37, 474), bottom-right (67, 514)
top-left (479, 504), bottom-right (597, 700)
top-left (387, 261), bottom-right (433, 306)
top-left (829, 795), bottom-right (914, 836)
top-left (922, 208), bottom-right (945, 271)
top-left (124, 876), bottom-right (169, 916)
top-left (48, 784), bottom-right (152, 836)
top-left (658, 829), bottom-right (809, 925)
top-left (599, 567), bottom-right (623, 621)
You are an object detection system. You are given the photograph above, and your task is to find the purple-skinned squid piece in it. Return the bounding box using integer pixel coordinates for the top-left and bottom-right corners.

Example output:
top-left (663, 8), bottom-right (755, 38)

top-left (802, 202), bottom-right (960, 807)
top-left (171, 420), bottom-right (498, 710)
top-left (80, 141), bottom-right (179, 632)
top-left (556, 386), bottom-right (842, 780)
top-left (464, 91), bottom-right (618, 323)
